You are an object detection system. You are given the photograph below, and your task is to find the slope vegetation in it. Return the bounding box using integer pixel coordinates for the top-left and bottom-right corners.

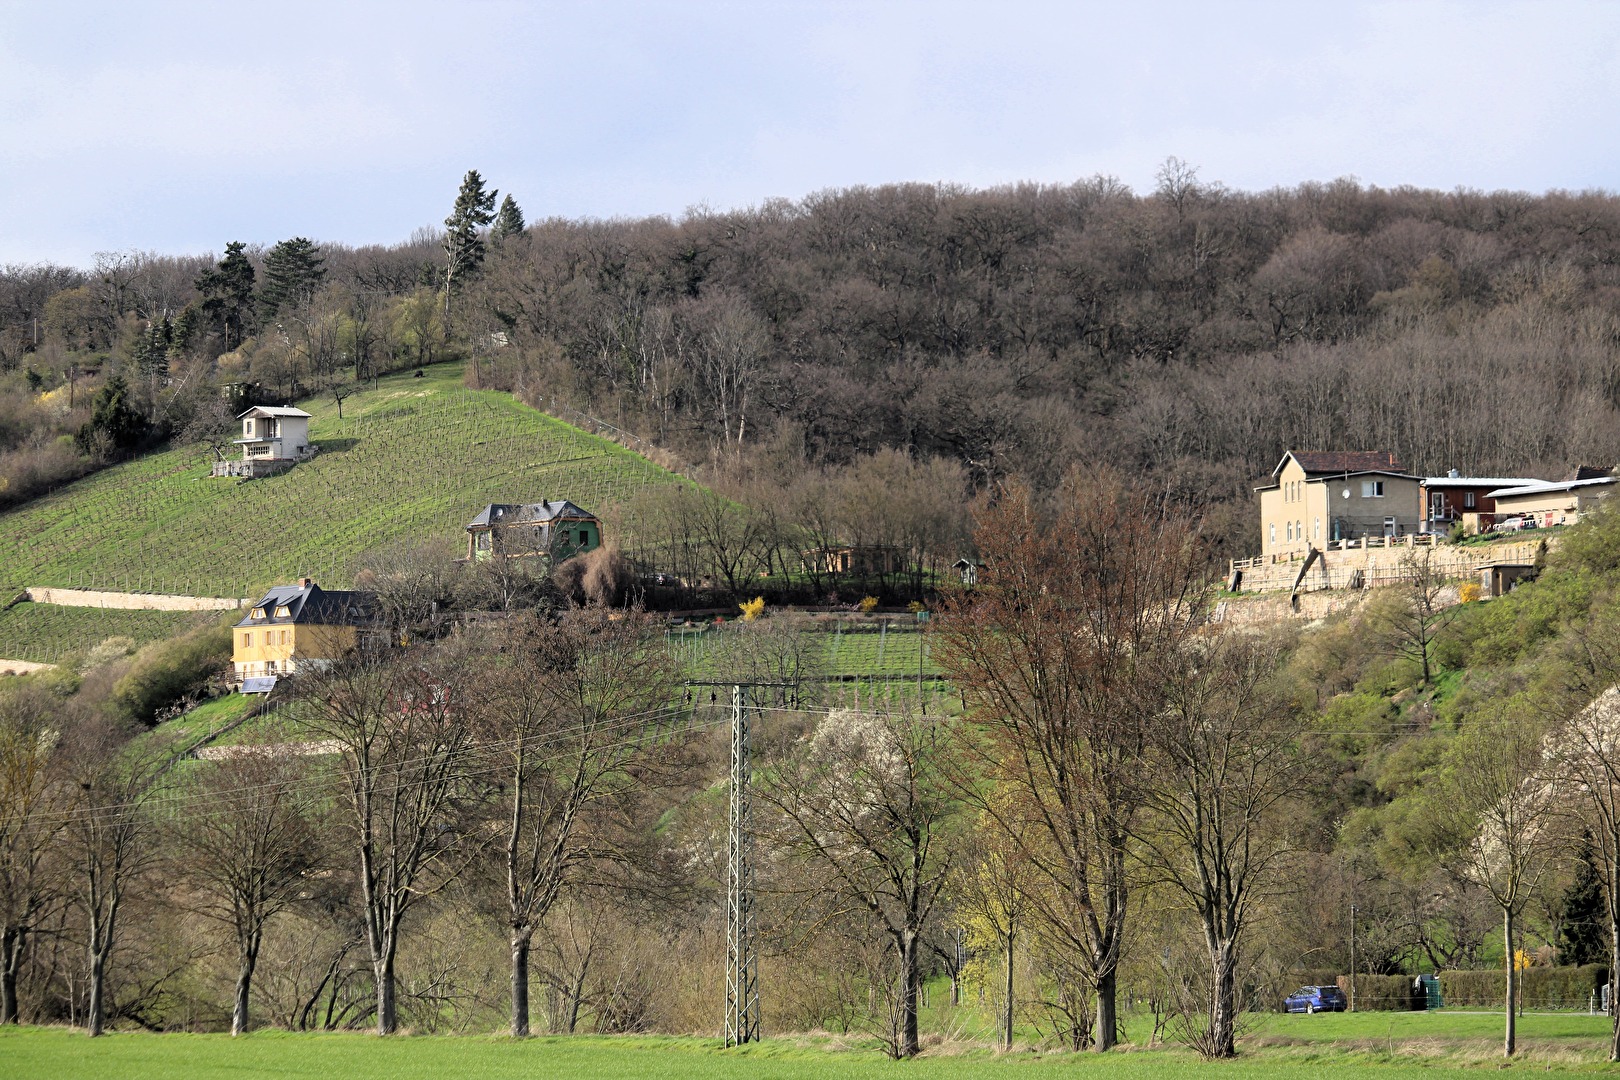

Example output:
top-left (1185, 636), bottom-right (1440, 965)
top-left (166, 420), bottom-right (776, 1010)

top-left (0, 364), bottom-right (682, 597)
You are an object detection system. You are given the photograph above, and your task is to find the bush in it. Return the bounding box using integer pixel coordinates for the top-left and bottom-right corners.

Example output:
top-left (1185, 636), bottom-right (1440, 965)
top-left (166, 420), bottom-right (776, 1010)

top-left (106, 620), bottom-right (232, 725)
top-left (1336, 974), bottom-right (1421, 1011)
top-left (1439, 964), bottom-right (1607, 1009)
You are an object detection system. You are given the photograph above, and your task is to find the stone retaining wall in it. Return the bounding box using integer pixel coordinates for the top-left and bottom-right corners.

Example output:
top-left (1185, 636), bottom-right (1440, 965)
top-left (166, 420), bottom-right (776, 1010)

top-left (24, 587), bottom-right (250, 612)
top-left (0, 658), bottom-right (56, 675)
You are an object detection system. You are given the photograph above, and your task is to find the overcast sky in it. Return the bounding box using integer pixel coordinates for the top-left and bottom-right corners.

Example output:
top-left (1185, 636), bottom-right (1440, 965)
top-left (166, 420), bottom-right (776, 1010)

top-left (2, 0), bottom-right (1617, 267)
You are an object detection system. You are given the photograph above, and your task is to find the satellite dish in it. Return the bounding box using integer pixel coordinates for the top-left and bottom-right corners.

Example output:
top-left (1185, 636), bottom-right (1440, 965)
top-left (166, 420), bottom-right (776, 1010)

top-left (1342, 488), bottom-right (1351, 499)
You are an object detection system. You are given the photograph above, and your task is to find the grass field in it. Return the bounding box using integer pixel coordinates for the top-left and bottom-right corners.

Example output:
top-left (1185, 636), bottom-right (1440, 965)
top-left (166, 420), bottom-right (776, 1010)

top-left (5, 1016), bottom-right (1619, 1080)
top-left (0, 602), bottom-right (219, 664)
top-left (0, 363), bottom-right (683, 599)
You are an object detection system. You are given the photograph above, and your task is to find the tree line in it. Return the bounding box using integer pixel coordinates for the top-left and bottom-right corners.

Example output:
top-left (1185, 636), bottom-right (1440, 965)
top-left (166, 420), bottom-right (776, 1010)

top-left (10, 478), bottom-right (1620, 1059)
top-left (7, 166), bottom-right (1620, 550)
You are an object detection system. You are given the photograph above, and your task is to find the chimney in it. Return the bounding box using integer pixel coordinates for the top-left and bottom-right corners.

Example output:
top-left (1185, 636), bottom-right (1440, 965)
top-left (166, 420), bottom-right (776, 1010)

top-left (1448, 468), bottom-right (1460, 478)
top-left (299, 577), bottom-right (313, 588)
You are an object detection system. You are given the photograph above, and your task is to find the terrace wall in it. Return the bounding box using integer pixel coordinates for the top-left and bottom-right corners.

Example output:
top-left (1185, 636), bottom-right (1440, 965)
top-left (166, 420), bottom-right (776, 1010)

top-left (24, 587), bottom-right (250, 612)
top-left (1228, 537), bottom-right (1544, 594)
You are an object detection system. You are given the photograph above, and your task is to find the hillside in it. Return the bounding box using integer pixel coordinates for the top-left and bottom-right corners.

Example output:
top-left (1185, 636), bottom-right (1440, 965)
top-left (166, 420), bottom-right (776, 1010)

top-left (0, 364), bottom-right (684, 597)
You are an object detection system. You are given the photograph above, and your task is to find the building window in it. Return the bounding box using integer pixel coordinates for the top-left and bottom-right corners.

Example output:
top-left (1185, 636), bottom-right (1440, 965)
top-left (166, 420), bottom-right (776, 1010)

top-left (1314, 518), bottom-right (1321, 539)
top-left (1362, 480), bottom-right (1385, 498)
top-left (251, 607), bottom-right (266, 620)
top-left (1297, 521), bottom-right (1303, 543)
top-left (1286, 522), bottom-right (1293, 541)
top-left (242, 632), bottom-right (252, 647)
top-left (1269, 524), bottom-right (1276, 544)
top-left (275, 605), bottom-right (291, 617)
top-left (1465, 490), bottom-right (1476, 509)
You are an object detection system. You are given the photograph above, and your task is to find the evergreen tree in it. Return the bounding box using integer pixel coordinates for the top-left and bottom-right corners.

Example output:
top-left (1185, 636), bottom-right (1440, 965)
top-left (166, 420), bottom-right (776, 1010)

top-left (195, 242), bottom-right (257, 350)
top-left (132, 316), bottom-right (172, 377)
top-left (1560, 832), bottom-right (1609, 966)
top-left (258, 237), bottom-right (327, 323)
top-left (75, 371), bottom-right (150, 458)
top-left (442, 170), bottom-right (498, 323)
top-left (492, 194), bottom-right (525, 242)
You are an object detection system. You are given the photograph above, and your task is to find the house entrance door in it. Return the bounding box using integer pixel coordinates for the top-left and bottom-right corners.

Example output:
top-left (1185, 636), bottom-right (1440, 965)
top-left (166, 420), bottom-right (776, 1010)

top-left (1384, 517), bottom-right (1397, 537)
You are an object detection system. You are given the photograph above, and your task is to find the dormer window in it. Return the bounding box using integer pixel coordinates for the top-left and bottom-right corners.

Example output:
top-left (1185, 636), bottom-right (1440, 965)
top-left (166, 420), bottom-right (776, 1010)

top-left (275, 605), bottom-right (291, 617)
top-left (251, 607), bottom-right (267, 620)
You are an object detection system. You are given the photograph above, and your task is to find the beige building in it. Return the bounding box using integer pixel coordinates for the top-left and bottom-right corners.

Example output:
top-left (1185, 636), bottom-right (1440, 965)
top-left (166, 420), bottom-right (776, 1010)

top-left (1487, 475), bottom-right (1615, 528)
top-left (1256, 451), bottom-right (1424, 558)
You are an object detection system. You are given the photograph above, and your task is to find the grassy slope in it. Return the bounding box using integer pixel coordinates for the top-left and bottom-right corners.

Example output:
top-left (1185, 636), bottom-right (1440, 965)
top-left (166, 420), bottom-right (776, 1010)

top-left (0, 602), bottom-right (218, 663)
top-left (7, 1023), bottom-right (1618, 1080)
top-left (0, 364), bottom-right (682, 598)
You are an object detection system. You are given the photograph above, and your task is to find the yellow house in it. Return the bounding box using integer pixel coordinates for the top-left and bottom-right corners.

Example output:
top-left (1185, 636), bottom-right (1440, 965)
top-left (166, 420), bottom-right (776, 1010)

top-left (1255, 451), bottom-right (1424, 558)
top-left (232, 578), bottom-right (378, 685)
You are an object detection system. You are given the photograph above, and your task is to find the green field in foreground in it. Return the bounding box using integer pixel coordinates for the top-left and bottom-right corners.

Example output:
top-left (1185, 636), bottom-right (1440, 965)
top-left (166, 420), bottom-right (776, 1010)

top-left (0, 363), bottom-right (683, 598)
top-left (5, 1015), bottom-right (1619, 1080)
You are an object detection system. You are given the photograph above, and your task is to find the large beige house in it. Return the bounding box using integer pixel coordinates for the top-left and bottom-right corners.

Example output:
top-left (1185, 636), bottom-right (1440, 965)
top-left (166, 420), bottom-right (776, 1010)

top-left (1256, 451), bottom-right (1424, 558)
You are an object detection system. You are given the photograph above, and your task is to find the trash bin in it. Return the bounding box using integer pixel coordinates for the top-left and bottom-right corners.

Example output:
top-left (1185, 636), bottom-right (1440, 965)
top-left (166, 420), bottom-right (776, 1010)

top-left (1418, 974), bottom-right (1442, 1010)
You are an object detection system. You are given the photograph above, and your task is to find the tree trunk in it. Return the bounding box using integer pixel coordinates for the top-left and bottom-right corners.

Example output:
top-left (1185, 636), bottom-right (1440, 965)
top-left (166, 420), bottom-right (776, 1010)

top-left (1210, 940), bottom-right (1238, 1059)
top-left (232, 940), bottom-right (260, 1036)
top-left (87, 944), bottom-right (107, 1037)
top-left (2, 925), bottom-right (22, 1024)
top-left (897, 931), bottom-right (920, 1058)
top-left (1503, 906), bottom-right (1516, 1058)
top-left (511, 933), bottom-right (531, 1038)
top-left (1095, 967), bottom-right (1118, 1051)
top-left (1003, 930), bottom-right (1015, 1050)
top-left (1610, 872), bottom-right (1620, 1063)
top-left (375, 947), bottom-right (397, 1036)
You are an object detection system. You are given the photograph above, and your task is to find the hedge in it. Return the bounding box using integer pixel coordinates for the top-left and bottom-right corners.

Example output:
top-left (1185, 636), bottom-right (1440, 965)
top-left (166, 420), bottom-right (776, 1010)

top-left (1336, 974), bottom-right (1422, 1011)
top-left (1439, 965), bottom-right (1608, 1009)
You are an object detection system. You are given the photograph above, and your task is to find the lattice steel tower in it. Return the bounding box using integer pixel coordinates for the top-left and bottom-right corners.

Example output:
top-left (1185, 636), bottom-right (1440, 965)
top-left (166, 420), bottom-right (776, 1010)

top-left (725, 684), bottom-right (760, 1045)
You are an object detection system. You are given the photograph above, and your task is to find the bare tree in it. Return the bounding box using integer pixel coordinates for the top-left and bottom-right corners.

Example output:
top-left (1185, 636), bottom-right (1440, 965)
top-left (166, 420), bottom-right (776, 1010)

top-left (171, 747), bottom-right (320, 1035)
top-left (1369, 547), bottom-right (1461, 686)
top-left (61, 719), bottom-right (163, 1036)
top-left (933, 474), bottom-right (1205, 1050)
top-left (480, 609), bottom-right (676, 1037)
top-left (1436, 710), bottom-right (1565, 1058)
top-left (1138, 633), bottom-right (1311, 1058)
top-left (0, 683), bottom-right (69, 1024)
top-left (758, 707), bottom-right (960, 1058)
top-left (295, 648), bottom-right (475, 1035)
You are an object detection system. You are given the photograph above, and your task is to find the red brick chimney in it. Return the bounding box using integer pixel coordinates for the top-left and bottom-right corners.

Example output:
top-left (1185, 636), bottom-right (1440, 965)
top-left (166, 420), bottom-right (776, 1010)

top-left (299, 577), bottom-right (313, 588)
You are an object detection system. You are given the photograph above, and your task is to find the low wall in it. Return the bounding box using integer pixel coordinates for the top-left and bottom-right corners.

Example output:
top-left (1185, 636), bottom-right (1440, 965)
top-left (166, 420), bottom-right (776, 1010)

top-left (0, 658), bottom-right (56, 675)
top-left (25, 587), bottom-right (250, 612)
top-left (1229, 539), bottom-right (1544, 594)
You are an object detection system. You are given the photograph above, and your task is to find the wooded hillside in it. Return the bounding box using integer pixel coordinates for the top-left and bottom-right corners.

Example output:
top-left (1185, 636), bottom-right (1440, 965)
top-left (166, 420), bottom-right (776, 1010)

top-left (5, 166), bottom-right (1620, 553)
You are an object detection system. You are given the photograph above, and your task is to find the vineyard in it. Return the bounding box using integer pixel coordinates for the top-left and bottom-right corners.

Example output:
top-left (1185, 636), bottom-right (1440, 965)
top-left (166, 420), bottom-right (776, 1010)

top-left (0, 603), bottom-right (218, 664)
top-left (0, 364), bottom-right (685, 599)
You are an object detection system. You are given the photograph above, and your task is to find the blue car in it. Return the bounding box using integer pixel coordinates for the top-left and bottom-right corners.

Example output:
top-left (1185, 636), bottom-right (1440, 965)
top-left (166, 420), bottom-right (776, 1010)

top-left (1284, 985), bottom-right (1347, 1013)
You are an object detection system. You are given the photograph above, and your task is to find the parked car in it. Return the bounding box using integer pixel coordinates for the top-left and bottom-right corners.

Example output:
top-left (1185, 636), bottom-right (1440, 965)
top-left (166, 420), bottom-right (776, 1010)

top-left (1495, 516), bottom-right (1527, 532)
top-left (1284, 985), bottom-right (1347, 1013)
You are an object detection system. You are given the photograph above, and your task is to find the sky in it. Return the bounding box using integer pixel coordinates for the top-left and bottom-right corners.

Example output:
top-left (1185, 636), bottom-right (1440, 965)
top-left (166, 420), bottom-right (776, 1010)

top-left (2, 0), bottom-right (1618, 267)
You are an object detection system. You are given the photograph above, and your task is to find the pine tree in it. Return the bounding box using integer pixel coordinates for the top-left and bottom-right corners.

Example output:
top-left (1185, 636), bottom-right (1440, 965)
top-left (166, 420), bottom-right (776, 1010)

top-left (132, 316), bottom-right (172, 377)
top-left (442, 170), bottom-right (498, 323)
top-left (259, 237), bottom-right (327, 323)
top-left (195, 242), bottom-right (257, 350)
top-left (1560, 832), bottom-right (1608, 966)
top-left (492, 194), bottom-right (525, 242)
top-left (75, 372), bottom-right (150, 458)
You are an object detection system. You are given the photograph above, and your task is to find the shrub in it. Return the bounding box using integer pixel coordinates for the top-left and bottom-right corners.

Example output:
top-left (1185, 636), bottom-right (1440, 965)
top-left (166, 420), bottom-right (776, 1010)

top-left (1439, 964), bottom-right (1607, 1009)
top-left (106, 620), bottom-right (232, 725)
top-left (1458, 581), bottom-right (1481, 603)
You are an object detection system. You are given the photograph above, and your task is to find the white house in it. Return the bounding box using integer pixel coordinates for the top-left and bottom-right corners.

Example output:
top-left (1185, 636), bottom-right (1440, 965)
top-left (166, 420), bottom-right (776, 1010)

top-left (213, 406), bottom-right (316, 478)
